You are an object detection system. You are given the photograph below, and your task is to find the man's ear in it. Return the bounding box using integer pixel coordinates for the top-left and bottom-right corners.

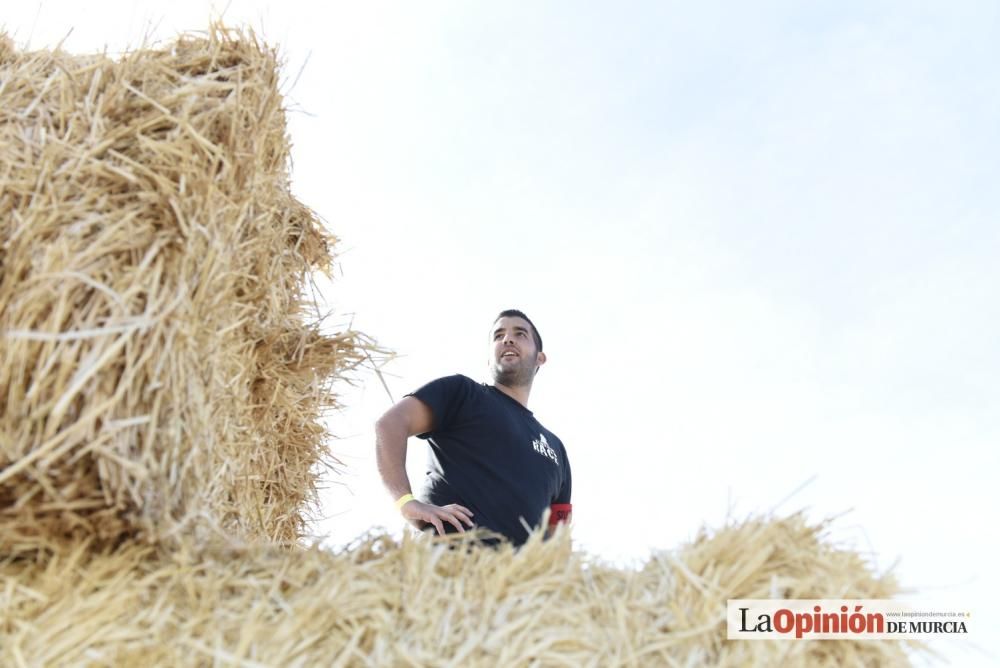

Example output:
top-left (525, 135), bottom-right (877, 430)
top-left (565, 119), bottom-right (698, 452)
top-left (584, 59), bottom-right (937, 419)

top-left (535, 351), bottom-right (547, 369)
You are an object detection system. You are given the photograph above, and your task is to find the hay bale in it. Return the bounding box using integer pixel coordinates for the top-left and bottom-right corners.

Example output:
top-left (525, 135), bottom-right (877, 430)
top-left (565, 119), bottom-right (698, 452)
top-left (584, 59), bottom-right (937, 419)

top-left (0, 26), bottom-right (372, 554)
top-left (0, 515), bottom-right (915, 666)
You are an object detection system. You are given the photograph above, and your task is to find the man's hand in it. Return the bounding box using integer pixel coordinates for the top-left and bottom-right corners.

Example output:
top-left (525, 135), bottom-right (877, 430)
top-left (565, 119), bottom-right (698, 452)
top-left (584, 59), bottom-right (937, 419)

top-left (401, 500), bottom-right (475, 535)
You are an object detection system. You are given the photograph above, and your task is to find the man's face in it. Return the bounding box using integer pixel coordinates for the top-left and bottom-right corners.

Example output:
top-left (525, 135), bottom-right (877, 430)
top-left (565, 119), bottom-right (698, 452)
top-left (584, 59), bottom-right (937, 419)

top-left (489, 316), bottom-right (545, 387)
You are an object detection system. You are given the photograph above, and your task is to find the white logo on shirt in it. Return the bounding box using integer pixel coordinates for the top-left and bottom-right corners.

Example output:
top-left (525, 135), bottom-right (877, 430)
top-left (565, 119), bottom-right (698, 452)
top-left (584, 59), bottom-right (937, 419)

top-left (532, 433), bottom-right (559, 465)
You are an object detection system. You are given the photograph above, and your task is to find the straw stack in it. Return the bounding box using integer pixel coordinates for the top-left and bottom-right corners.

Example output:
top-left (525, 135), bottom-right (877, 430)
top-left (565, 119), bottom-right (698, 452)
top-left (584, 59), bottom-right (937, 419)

top-left (0, 514), bottom-right (916, 667)
top-left (0, 26), bottom-right (372, 555)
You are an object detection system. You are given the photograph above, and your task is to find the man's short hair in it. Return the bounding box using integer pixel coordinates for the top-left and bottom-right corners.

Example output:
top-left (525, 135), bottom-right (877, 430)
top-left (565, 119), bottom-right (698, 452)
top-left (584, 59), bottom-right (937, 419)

top-left (494, 309), bottom-right (543, 352)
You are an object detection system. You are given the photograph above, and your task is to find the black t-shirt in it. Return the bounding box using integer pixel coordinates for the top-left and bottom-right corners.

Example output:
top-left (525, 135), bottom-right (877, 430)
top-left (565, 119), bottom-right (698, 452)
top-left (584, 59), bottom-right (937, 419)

top-left (405, 374), bottom-right (571, 546)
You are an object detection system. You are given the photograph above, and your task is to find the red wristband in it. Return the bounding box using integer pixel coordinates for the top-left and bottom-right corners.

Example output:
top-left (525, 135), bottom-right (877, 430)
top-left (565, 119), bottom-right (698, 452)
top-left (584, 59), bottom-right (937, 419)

top-left (549, 503), bottom-right (572, 526)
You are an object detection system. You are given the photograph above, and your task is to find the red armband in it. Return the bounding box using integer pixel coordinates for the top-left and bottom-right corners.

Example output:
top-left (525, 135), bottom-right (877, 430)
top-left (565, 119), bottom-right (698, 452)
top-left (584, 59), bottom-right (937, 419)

top-left (549, 503), bottom-right (572, 526)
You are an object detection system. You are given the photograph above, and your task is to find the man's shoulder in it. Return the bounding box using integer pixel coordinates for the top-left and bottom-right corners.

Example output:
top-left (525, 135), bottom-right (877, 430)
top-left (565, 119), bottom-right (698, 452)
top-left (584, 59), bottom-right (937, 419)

top-left (411, 374), bottom-right (487, 400)
top-left (426, 373), bottom-right (483, 390)
top-left (537, 421), bottom-right (567, 451)
top-left (442, 373), bottom-right (479, 384)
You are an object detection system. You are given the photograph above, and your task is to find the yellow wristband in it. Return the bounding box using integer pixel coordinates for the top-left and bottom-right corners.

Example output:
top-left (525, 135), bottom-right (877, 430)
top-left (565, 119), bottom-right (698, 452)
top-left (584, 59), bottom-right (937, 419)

top-left (395, 493), bottom-right (415, 509)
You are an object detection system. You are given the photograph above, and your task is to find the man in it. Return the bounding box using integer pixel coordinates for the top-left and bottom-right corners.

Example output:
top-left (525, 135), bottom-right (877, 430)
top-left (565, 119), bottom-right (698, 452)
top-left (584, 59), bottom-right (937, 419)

top-left (374, 309), bottom-right (572, 546)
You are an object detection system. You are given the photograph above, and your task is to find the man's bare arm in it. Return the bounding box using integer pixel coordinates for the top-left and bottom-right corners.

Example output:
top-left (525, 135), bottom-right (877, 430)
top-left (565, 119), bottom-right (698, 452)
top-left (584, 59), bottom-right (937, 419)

top-left (374, 397), bottom-right (474, 535)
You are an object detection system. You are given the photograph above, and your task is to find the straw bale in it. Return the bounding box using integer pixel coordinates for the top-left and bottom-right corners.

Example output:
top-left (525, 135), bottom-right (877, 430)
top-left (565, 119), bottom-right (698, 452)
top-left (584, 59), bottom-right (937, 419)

top-left (0, 514), bottom-right (916, 666)
top-left (0, 26), bottom-right (374, 555)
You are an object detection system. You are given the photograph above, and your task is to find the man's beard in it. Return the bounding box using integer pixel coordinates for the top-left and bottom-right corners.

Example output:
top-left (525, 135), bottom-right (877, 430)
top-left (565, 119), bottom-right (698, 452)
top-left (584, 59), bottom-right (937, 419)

top-left (490, 357), bottom-right (535, 387)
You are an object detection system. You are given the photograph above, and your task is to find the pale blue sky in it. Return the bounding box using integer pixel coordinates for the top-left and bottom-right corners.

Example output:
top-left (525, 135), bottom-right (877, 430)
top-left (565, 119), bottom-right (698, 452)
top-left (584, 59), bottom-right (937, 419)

top-left (7, 2), bottom-right (998, 664)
